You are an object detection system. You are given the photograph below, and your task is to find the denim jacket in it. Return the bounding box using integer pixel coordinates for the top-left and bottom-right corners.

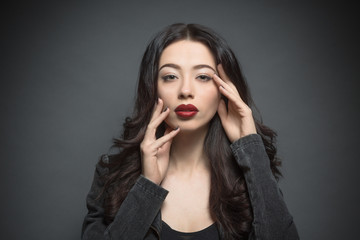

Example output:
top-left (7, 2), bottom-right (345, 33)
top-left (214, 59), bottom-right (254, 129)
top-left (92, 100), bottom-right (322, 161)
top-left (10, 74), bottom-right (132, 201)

top-left (82, 134), bottom-right (299, 239)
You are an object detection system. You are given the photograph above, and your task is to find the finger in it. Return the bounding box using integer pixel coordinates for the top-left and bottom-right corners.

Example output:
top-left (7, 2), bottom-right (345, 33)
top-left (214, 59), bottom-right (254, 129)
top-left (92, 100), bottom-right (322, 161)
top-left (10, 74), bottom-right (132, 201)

top-left (159, 126), bottom-right (175, 152)
top-left (150, 107), bottom-right (170, 130)
top-left (218, 85), bottom-right (249, 111)
top-left (213, 73), bottom-right (237, 96)
top-left (144, 107), bottom-right (170, 140)
top-left (213, 75), bottom-right (239, 102)
top-left (148, 98), bottom-right (166, 130)
top-left (217, 64), bottom-right (238, 93)
top-left (213, 72), bottom-right (249, 110)
top-left (150, 98), bottom-right (164, 121)
top-left (217, 98), bottom-right (227, 122)
top-left (153, 127), bottom-right (180, 149)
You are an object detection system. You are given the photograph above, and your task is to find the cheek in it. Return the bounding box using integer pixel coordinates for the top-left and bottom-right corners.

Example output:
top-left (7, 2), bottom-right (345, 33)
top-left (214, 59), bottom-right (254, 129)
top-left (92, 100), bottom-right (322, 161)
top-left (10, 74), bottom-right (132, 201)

top-left (157, 91), bottom-right (170, 107)
top-left (200, 86), bottom-right (221, 115)
top-left (207, 86), bottom-right (221, 106)
top-left (157, 85), bottom-right (168, 102)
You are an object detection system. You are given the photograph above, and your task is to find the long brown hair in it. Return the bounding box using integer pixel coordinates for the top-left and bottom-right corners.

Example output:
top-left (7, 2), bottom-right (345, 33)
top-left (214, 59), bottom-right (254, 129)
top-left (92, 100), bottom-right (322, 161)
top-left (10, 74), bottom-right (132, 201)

top-left (100, 23), bottom-right (282, 239)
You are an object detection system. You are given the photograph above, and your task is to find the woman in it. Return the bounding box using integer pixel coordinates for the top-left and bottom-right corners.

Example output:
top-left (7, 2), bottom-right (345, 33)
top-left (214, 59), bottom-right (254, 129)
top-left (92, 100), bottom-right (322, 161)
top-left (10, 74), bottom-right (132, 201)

top-left (82, 23), bottom-right (299, 240)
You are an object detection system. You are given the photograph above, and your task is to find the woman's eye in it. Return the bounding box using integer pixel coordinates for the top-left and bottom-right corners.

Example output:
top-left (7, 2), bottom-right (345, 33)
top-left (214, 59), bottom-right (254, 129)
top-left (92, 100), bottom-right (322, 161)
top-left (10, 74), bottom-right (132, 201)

top-left (197, 75), bottom-right (212, 81)
top-left (162, 75), bottom-right (177, 81)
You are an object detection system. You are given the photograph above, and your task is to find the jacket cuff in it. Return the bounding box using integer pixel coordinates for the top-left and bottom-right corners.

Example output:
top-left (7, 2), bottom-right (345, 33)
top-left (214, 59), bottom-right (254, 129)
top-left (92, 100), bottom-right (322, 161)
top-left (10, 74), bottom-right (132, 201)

top-left (135, 175), bottom-right (169, 200)
top-left (230, 134), bottom-right (270, 170)
top-left (105, 175), bottom-right (168, 238)
top-left (230, 134), bottom-right (263, 151)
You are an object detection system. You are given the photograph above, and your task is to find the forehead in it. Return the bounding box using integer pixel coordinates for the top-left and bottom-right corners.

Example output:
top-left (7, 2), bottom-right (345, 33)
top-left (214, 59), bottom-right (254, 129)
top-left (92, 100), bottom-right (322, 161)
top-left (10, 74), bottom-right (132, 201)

top-left (159, 40), bottom-right (216, 67)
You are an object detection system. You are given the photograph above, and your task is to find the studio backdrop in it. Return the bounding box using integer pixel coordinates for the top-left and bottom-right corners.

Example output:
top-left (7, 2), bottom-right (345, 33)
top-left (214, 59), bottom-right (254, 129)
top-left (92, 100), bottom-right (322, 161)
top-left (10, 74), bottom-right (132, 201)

top-left (1, 1), bottom-right (359, 239)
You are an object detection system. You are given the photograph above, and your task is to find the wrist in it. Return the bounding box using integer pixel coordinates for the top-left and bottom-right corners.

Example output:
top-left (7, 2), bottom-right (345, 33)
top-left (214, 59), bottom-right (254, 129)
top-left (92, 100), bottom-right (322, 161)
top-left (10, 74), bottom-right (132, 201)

top-left (142, 173), bottom-right (161, 185)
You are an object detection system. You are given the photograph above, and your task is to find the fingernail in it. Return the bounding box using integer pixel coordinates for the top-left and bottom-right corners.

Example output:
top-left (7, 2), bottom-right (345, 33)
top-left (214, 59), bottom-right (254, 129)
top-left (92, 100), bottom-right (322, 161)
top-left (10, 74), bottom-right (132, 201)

top-left (163, 107), bottom-right (168, 112)
top-left (174, 126), bottom-right (180, 130)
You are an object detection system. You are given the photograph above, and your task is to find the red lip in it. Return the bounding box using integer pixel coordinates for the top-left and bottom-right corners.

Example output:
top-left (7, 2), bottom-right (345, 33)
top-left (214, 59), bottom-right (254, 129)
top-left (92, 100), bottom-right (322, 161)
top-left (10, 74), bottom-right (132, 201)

top-left (175, 104), bottom-right (198, 118)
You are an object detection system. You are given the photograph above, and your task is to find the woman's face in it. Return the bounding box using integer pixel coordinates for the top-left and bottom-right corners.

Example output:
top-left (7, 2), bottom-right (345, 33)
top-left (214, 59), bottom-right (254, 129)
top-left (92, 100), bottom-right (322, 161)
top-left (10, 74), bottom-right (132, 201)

top-left (157, 40), bottom-right (221, 132)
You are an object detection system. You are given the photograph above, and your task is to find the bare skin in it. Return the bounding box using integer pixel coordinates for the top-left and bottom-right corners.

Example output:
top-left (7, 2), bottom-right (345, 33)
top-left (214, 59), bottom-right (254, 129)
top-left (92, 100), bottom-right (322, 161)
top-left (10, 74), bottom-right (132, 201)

top-left (140, 40), bottom-right (256, 232)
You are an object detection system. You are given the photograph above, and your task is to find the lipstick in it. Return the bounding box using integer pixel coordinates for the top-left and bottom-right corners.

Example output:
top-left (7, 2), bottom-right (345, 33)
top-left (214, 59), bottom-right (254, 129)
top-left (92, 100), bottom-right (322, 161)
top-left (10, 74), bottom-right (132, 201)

top-left (175, 104), bottom-right (198, 118)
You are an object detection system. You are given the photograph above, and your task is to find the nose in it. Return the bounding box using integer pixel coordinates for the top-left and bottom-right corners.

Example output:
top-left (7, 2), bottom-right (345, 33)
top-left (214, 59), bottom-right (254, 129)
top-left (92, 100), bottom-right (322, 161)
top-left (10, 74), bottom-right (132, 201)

top-left (178, 77), bottom-right (194, 99)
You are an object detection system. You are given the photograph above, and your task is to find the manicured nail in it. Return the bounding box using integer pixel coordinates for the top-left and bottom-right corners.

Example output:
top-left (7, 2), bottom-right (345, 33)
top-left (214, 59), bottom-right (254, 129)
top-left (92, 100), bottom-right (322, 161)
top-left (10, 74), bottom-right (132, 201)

top-left (174, 126), bottom-right (180, 130)
top-left (163, 107), bottom-right (168, 112)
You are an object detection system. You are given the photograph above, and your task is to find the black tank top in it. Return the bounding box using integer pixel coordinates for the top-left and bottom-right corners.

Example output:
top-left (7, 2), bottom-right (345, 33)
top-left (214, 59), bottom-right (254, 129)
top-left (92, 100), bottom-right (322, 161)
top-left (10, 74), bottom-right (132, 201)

top-left (161, 221), bottom-right (220, 240)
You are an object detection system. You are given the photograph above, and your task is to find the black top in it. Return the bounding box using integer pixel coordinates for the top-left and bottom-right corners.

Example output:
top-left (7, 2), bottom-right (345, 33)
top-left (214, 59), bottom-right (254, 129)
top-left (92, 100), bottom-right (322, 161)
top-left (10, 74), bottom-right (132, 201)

top-left (161, 221), bottom-right (220, 240)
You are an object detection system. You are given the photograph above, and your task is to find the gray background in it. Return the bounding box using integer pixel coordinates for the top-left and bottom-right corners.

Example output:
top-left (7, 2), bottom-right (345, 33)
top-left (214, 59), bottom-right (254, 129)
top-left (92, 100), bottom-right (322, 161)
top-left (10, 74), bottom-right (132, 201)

top-left (1, 0), bottom-right (359, 239)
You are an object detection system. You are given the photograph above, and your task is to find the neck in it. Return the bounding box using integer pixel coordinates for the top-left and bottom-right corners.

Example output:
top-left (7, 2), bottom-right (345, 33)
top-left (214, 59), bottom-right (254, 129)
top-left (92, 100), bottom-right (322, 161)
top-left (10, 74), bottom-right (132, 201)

top-left (168, 125), bottom-right (210, 176)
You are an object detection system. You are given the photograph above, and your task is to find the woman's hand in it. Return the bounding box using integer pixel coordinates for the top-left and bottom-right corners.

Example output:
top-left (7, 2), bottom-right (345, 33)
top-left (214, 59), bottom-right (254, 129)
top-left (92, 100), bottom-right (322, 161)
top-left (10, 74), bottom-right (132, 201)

top-left (213, 64), bottom-right (257, 143)
top-left (140, 98), bottom-right (180, 185)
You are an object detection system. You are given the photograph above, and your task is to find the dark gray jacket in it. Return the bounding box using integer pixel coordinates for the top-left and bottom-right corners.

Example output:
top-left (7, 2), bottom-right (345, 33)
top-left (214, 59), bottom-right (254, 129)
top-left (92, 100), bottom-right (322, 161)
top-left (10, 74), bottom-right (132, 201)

top-left (82, 134), bottom-right (299, 239)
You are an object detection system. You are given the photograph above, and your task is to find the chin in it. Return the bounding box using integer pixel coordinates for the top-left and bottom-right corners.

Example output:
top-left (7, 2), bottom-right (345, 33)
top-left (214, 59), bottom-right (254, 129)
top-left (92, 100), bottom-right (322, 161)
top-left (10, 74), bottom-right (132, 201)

top-left (166, 118), bottom-right (209, 132)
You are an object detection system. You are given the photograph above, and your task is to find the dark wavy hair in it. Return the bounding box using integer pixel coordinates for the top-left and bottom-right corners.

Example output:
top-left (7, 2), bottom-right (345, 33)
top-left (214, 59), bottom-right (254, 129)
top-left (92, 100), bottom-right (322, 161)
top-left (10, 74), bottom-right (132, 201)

top-left (99, 23), bottom-right (282, 239)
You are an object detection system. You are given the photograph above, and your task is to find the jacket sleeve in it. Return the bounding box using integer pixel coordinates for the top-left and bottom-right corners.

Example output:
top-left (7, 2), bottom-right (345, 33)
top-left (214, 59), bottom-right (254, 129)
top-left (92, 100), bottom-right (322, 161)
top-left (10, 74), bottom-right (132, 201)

top-left (230, 134), bottom-right (299, 240)
top-left (81, 154), bottom-right (168, 240)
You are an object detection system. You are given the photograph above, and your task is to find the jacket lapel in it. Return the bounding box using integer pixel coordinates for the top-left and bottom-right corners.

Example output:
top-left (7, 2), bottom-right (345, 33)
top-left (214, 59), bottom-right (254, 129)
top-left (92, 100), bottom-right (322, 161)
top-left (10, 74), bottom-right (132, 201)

top-left (149, 210), bottom-right (162, 239)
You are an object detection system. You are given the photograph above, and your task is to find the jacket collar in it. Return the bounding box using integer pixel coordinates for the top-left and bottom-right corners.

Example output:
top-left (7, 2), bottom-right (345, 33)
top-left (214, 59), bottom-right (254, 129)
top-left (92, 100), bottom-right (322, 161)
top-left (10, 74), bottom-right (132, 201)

top-left (151, 211), bottom-right (162, 233)
top-left (150, 211), bottom-right (162, 238)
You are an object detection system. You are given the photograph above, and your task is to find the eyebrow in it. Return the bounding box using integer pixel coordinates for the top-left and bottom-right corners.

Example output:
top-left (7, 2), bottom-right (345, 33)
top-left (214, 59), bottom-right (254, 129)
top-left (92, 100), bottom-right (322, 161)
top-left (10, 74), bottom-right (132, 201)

top-left (159, 63), bottom-right (217, 73)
